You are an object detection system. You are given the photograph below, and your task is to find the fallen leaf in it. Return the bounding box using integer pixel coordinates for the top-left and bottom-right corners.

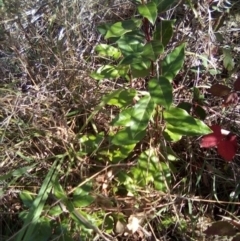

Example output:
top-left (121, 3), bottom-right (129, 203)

top-left (200, 133), bottom-right (220, 148)
top-left (226, 133), bottom-right (238, 152)
top-left (204, 221), bottom-right (237, 236)
top-left (223, 92), bottom-right (238, 107)
top-left (207, 84), bottom-right (231, 97)
top-left (217, 140), bottom-right (236, 161)
top-left (200, 125), bottom-right (222, 148)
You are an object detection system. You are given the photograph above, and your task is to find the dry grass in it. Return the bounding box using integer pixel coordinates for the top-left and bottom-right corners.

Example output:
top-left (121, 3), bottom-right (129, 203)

top-left (1, 0), bottom-right (240, 240)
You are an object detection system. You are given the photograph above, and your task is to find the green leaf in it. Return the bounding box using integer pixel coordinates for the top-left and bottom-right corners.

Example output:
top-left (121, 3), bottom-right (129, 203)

top-left (148, 77), bottom-right (172, 109)
top-left (128, 94), bottom-right (155, 132)
top-left (193, 105), bottom-right (207, 120)
top-left (142, 40), bottom-right (164, 61)
top-left (112, 95), bottom-right (155, 145)
top-left (111, 144), bottom-right (136, 162)
top-left (177, 102), bottom-right (192, 113)
top-left (53, 179), bottom-right (67, 200)
top-left (16, 156), bottom-right (64, 241)
top-left (19, 190), bottom-right (34, 208)
top-left (105, 19), bottom-right (142, 39)
top-left (31, 218), bottom-right (52, 241)
top-left (138, 2), bottom-right (157, 25)
top-left (99, 143), bottom-right (136, 163)
top-left (161, 43), bottom-right (185, 82)
top-left (90, 65), bottom-right (120, 80)
top-left (73, 195), bottom-right (94, 208)
top-left (131, 63), bottom-right (151, 77)
top-left (222, 47), bottom-right (235, 71)
top-left (163, 107), bottom-right (212, 136)
top-left (117, 30), bottom-right (145, 56)
top-left (163, 124), bottom-right (183, 141)
top-left (49, 205), bottom-right (62, 217)
top-left (153, 0), bottom-right (176, 13)
top-left (95, 44), bottom-right (121, 59)
top-left (112, 127), bottom-right (146, 146)
top-left (73, 183), bottom-right (92, 196)
top-left (112, 108), bottom-right (133, 126)
top-left (130, 148), bottom-right (171, 191)
top-left (120, 54), bottom-right (144, 65)
top-left (103, 88), bottom-right (137, 108)
top-left (117, 65), bottom-right (130, 78)
top-left (79, 133), bottom-right (104, 154)
top-left (153, 20), bottom-right (175, 47)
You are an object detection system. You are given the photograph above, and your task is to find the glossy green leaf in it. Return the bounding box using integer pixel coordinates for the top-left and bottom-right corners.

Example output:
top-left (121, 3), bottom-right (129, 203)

top-left (90, 65), bottom-right (120, 80)
top-left (31, 218), bottom-right (52, 241)
top-left (163, 107), bottom-right (212, 136)
top-left (153, 0), bottom-right (176, 13)
top-left (112, 108), bottom-right (132, 126)
top-left (53, 179), bottom-right (67, 200)
top-left (138, 2), bottom-right (157, 25)
top-left (95, 44), bottom-right (121, 59)
top-left (148, 77), bottom-right (172, 109)
top-left (79, 132), bottom-right (105, 154)
top-left (142, 40), bottom-right (164, 61)
top-left (163, 124), bottom-right (183, 141)
top-left (120, 54), bottom-right (144, 65)
top-left (117, 31), bottom-right (145, 55)
top-left (19, 190), bottom-right (34, 208)
top-left (161, 43), bottom-right (185, 82)
top-left (153, 20), bottom-right (175, 47)
top-left (73, 195), bottom-right (94, 208)
top-left (117, 65), bottom-right (129, 78)
top-left (194, 105), bottom-right (207, 120)
top-left (31, 217), bottom-right (52, 241)
top-left (128, 94), bottom-right (155, 132)
top-left (49, 205), bottom-right (62, 217)
top-left (97, 23), bottom-right (112, 36)
top-left (130, 148), bottom-right (171, 191)
top-left (112, 127), bottom-right (146, 145)
top-left (177, 102), bottom-right (192, 113)
top-left (112, 95), bottom-right (155, 145)
top-left (73, 183), bottom-right (92, 196)
top-left (103, 88), bottom-right (137, 108)
top-left (130, 60), bottom-right (151, 78)
top-left (99, 144), bottom-right (136, 163)
top-left (105, 19), bottom-right (142, 39)
top-left (111, 144), bottom-right (136, 162)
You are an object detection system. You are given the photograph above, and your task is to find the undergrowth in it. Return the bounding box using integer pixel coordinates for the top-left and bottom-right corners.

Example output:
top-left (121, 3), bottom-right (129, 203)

top-left (1, 0), bottom-right (240, 241)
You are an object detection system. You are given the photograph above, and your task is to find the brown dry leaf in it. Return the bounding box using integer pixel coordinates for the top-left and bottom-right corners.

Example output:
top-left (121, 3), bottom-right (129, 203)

top-left (234, 76), bottom-right (240, 91)
top-left (207, 84), bottom-right (231, 97)
top-left (223, 92), bottom-right (238, 107)
top-left (204, 221), bottom-right (237, 236)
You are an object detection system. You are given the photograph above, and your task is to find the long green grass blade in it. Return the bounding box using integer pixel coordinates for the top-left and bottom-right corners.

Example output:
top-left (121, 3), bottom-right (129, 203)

top-left (15, 155), bottom-right (65, 241)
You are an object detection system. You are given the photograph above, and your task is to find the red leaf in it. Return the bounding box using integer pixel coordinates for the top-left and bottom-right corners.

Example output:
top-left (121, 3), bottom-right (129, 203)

top-left (210, 125), bottom-right (222, 136)
top-left (226, 133), bottom-right (238, 151)
top-left (200, 133), bottom-right (220, 148)
top-left (200, 125), bottom-right (222, 148)
top-left (217, 140), bottom-right (236, 161)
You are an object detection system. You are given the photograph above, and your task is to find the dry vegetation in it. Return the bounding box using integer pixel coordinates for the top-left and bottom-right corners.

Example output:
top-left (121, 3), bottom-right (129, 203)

top-left (1, 0), bottom-right (240, 240)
